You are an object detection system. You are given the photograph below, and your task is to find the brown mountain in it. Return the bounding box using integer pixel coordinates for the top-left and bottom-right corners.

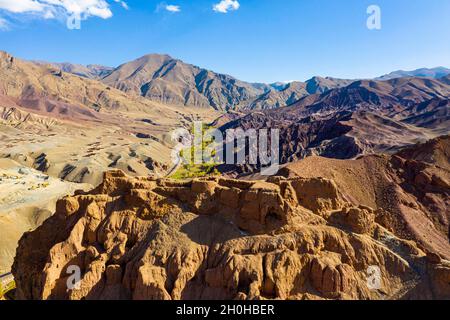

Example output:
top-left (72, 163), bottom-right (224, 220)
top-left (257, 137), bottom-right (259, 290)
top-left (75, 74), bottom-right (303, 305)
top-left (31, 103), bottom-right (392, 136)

top-left (401, 98), bottom-right (449, 132)
top-left (245, 77), bottom-right (353, 110)
top-left (101, 54), bottom-right (263, 111)
top-left (0, 51), bottom-right (163, 119)
top-left (245, 81), bottom-right (309, 110)
top-left (12, 137), bottom-right (450, 300)
top-left (396, 135), bottom-right (450, 168)
top-left (305, 76), bottom-right (354, 94)
top-left (290, 77), bottom-right (450, 116)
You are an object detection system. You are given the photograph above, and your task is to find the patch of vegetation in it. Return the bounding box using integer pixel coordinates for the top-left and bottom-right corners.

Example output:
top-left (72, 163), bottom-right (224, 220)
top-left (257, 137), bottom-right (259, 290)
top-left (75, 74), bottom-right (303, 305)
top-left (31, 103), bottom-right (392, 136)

top-left (170, 123), bottom-right (221, 180)
top-left (170, 163), bottom-right (220, 180)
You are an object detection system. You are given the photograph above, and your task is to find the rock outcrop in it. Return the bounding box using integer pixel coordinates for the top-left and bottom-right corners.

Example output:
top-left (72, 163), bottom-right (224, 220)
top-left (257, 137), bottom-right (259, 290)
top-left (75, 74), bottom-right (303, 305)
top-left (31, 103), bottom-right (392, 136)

top-left (12, 170), bottom-right (450, 300)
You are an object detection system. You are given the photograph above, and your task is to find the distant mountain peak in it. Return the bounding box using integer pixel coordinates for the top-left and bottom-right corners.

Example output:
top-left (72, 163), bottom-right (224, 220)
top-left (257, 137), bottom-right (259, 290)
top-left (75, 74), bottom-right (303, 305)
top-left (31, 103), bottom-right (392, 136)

top-left (134, 53), bottom-right (174, 62)
top-left (377, 67), bottom-right (450, 81)
top-left (304, 76), bottom-right (354, 95)
top-left (32, 61), bottom-right (114, 80)
top-left (102, 53), bottom-right (263, 111)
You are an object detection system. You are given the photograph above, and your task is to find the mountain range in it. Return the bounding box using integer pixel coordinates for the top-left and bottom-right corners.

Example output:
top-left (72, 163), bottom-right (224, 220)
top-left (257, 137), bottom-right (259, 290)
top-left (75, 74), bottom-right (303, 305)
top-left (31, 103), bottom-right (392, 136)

top-left (98, 54), bottom-right (353, 111)
top-left (220, 75), bottom-right (449, 175)
top-left (33, 53), bottom-right (450, 111)
top-left (1, 50), bottom-right (449, 177)
top-left (376, 67), bottom-right (450, 81)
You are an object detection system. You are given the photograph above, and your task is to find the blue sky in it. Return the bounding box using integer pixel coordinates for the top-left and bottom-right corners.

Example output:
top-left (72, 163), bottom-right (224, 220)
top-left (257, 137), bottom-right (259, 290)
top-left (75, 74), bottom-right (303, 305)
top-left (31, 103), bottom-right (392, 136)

top-left (0, 0), bottom-right (449, 83)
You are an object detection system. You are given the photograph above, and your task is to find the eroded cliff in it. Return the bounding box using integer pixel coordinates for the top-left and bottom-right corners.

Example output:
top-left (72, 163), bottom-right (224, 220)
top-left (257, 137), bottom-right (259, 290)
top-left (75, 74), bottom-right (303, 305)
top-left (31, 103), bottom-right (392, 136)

top-left (12, 169), bottom-right (450, 300)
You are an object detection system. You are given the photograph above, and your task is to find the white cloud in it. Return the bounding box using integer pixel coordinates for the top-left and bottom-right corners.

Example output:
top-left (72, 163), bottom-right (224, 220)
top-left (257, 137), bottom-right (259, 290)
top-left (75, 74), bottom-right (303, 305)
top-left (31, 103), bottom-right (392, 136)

top-left (0, 0), bottom-right (128, 22)
top-left (165, 4), bottom-right (180, 13)
top-left (0, 0), bottom-right (45, 13)
top-left (114, 0), bottom-right (128, 10)
top-left (213, 0), bottom-right (240, 13)
top-left (0, 16), bottom-right (9, 30)
top-left (156, 3), bottom-right (180, 13)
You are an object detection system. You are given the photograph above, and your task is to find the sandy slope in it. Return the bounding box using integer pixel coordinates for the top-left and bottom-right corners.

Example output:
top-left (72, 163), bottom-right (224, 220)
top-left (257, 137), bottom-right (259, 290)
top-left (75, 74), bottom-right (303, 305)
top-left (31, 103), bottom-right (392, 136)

top-left (0, 159), bottom-right (90, 272)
